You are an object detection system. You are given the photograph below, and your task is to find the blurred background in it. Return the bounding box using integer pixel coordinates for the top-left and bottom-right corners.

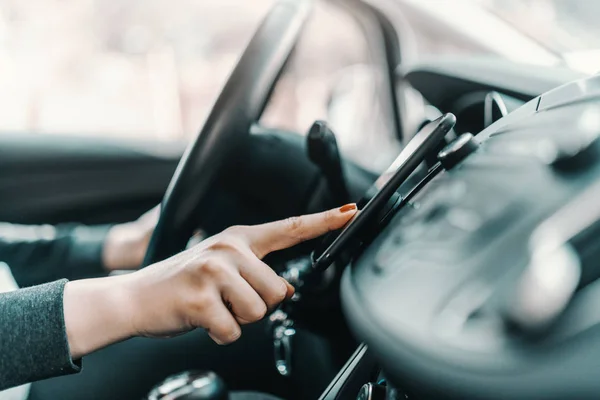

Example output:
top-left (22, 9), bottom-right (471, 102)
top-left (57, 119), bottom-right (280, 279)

top-left (0, 0), bottom-right (597, 168)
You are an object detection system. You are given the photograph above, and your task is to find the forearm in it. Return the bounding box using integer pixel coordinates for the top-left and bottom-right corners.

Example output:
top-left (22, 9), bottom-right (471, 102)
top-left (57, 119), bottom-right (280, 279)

top-left (0, 276), bottom-right (138, 390)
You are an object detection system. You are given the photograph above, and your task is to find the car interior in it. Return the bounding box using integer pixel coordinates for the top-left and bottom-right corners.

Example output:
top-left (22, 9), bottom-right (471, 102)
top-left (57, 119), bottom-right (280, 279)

top-left (2, 0), bottom-right (600, 399)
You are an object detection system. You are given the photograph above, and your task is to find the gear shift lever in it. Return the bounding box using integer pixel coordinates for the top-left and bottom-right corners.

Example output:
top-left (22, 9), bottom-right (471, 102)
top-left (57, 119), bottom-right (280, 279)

top-left (307, 121), bottom-right (350, 205)
top-left (147, 371), bottom-right (228, 400)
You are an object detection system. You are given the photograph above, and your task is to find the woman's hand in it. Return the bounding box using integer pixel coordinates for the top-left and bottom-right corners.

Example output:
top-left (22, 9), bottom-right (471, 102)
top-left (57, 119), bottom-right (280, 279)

top-left (64, 204), bottom-right (357, 359)
top-left (102, 206), bottom-right (160, 271)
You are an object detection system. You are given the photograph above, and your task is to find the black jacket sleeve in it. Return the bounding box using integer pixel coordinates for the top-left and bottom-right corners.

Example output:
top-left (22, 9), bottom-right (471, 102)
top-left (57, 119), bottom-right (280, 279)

top-left (0, 223), bottom-right (111, 287)
top-left (0, 279), bottom-right (80, 389)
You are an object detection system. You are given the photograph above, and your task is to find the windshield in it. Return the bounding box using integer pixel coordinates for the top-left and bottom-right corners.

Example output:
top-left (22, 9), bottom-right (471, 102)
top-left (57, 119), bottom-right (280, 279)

top-left (474, 0), bottom-right (600, 73)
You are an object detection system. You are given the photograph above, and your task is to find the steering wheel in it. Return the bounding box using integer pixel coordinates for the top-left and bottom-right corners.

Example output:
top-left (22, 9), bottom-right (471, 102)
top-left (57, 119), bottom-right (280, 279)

top-left (143, 0), bottom-right (312, 266)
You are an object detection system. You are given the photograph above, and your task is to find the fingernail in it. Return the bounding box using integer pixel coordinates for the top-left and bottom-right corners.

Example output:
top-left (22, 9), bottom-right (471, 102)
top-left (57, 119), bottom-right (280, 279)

top-left (208, 330), bottom-right (241, 345)
top-left (339, 203), bottom-right (357, 213)
top-left (228, 329), bottom-right (242, 342)
top-left (208, 332), bottom-right (224, 345)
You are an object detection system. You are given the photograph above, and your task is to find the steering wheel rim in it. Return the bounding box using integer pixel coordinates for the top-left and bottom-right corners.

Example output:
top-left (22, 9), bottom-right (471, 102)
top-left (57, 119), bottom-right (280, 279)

top-left (143, 0), bottom-right (312, 266)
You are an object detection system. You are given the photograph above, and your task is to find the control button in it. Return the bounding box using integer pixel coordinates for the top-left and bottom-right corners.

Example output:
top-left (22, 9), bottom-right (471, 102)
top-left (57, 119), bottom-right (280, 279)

top-left (437, 133), bottom-right (479, 170)
top-left (356, 383), bottom-right (387, 400)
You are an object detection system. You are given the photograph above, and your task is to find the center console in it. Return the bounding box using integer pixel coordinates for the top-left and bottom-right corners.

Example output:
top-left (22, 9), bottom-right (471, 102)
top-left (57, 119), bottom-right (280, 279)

top-left (330, 75), bottom-right (600, 399)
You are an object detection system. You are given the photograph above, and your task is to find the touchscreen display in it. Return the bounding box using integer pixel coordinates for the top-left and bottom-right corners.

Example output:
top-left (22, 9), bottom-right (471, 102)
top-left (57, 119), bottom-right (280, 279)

top-left (311, 114), bottom-right (456, 272)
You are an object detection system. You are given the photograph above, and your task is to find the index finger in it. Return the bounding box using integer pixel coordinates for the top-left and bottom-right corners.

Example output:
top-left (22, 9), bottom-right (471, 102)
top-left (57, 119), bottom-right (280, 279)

top-left (245, 204), bottom-right (357, 258)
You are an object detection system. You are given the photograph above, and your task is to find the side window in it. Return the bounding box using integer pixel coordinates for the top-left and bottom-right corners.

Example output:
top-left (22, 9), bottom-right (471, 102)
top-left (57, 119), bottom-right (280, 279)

top-left (0, 1), bottom-right (400, 171)
top-left (261, 2), bottom-right (402, 172)
top-left (0, 0), bottom-right (273, 140)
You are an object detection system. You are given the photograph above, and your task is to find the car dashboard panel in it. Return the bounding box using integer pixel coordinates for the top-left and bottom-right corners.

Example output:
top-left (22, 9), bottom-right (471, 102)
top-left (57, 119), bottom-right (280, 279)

top-left (341, 74), bottom-right (600, 399)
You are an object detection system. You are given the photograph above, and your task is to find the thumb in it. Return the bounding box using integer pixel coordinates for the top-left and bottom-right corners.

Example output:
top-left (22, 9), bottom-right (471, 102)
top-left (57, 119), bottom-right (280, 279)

top-left (246, 203), bottom-right (357, 258)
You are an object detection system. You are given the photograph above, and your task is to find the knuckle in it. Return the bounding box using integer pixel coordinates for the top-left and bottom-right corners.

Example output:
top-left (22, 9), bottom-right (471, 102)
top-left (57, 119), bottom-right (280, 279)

top-left (183, 293), bottom-right (216, 327)
top-left (191, 291), bottom-right (216, 312)
top-left (227, 238), bottom-right (247, 255)
top-left (198, 259), bottom-right (224, 277)
top-left (208, 236), bottom-right (245, 255)
top-left (213, 325), bottom-right (242, 345)
top-left (224, 328), bottom-right (242, 344)
top-left (267, 280), bottom-right (288, 305)
top-left (324, 209), bottom-right (338, 230)
top-left (284, 216), bottom-right (303, 235)
top-left (193, 292), bottom-right (213, 310)
top-left (223, 225), bottom-right (247, 237)
top-left (248, 302), bottom-right (267, 321)
top-left (206, 237), bottom-right (229, 251)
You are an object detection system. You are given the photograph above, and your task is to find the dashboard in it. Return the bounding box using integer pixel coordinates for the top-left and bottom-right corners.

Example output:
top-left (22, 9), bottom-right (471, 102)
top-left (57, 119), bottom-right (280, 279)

top-left (340, 74), bottom-right (600, 399)
top-left (399, 57), bottom-right (585, 140)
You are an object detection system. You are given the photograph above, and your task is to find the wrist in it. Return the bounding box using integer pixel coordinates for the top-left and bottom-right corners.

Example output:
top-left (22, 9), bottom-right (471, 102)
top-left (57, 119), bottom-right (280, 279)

top-left (63, 275), bottom-right (137, 359)
top-left (103, 223), bottom-right (147, 271)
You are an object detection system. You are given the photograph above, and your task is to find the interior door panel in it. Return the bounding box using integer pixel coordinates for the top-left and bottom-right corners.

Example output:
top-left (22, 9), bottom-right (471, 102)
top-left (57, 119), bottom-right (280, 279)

top-left (0, 133), bottom-right (183, 225)
top-left (0, 126), bottom-right (377, 231)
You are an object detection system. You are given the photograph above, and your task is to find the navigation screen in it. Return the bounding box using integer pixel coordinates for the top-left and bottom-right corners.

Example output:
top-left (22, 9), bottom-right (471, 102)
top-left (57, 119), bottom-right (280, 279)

top-left (311, 114), bottom-right (456, 272)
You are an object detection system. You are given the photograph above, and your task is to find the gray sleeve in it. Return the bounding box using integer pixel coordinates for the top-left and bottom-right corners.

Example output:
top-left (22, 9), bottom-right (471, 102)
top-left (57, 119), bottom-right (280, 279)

top-left (0, 279), bottom-right (81, 390)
